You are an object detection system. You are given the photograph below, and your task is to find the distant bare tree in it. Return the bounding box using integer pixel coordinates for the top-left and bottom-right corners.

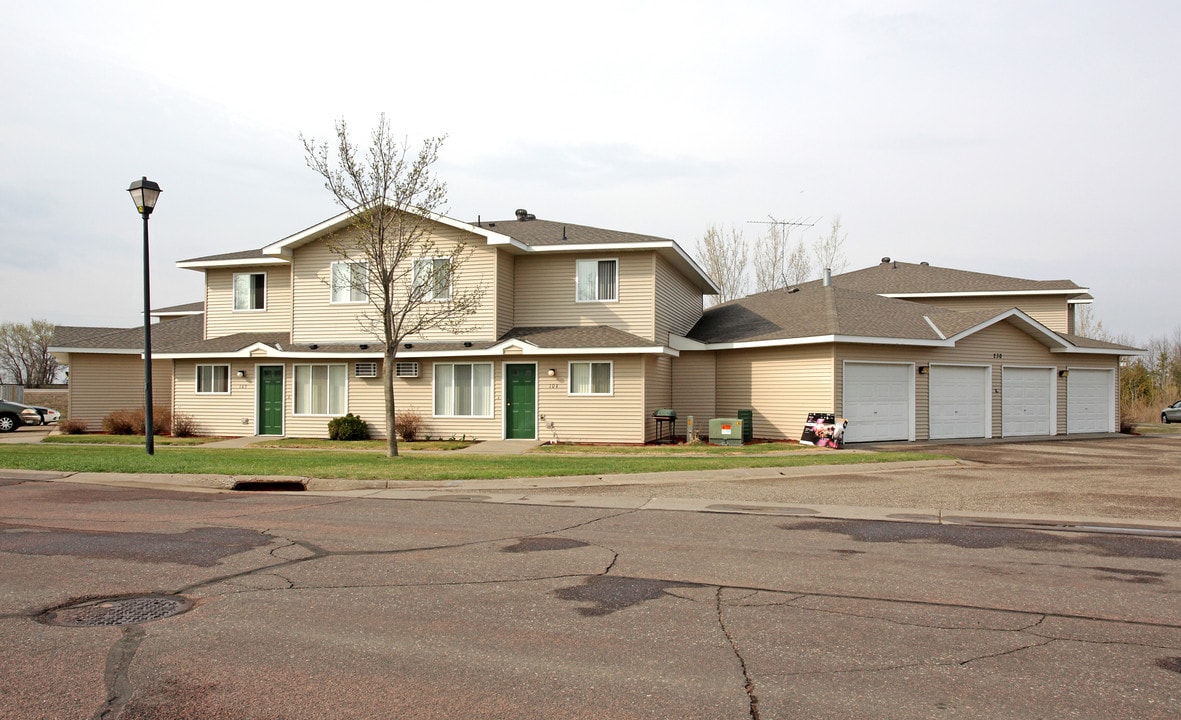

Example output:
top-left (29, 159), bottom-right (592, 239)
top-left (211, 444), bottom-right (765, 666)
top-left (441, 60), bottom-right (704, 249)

top-left (696, 224), bottom-right (748, 305)
top-left (0, 319), bottom-right (61, 385)
top-left (1073, 304), bottom-right (1110, 340)
top-left (813, 215), bottom-right (848, 277)
top-left (753, 223), bottom-right (812, 292)
top-left (302, 114), bottom-right (486, 457)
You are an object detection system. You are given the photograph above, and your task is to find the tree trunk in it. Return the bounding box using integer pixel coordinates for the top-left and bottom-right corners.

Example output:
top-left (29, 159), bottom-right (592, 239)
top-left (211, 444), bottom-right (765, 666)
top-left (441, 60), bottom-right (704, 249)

top-left (384, 348), bottom-right (399, 457)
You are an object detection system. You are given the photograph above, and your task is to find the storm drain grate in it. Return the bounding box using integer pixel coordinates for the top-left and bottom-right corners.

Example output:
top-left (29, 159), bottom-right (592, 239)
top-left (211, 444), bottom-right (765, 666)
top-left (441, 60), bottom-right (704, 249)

top-left (42, 595), bottom-right (192, 627)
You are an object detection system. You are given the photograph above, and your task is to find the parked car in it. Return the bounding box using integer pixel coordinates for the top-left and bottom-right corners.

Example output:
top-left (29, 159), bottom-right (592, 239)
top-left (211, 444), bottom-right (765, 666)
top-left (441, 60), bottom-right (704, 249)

top-left (1162, 400), bottom-right (1181, 424)
top-left (0, 399), bottom-right (41, 432)
top-left (31, 406), bottom-right (61, 424)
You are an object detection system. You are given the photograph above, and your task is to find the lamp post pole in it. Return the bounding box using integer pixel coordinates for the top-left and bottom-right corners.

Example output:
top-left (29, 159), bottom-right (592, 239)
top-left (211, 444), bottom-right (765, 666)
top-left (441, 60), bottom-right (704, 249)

top-left (127, 177), bottom-right (162, 456)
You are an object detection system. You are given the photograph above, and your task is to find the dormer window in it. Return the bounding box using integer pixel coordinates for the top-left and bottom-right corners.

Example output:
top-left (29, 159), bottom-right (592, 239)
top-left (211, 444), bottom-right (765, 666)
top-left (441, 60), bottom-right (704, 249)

top-left (233, 272), bottom-right (266, 311)
top-left (576, 259), bottom-right (617, 302)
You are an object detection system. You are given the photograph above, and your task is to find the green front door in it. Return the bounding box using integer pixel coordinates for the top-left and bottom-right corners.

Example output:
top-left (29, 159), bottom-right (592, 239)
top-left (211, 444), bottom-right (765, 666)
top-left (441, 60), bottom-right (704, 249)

top-left (505, 364), bottom-right (536, 439)
top-left (258, 365), bottom-right (284, 436)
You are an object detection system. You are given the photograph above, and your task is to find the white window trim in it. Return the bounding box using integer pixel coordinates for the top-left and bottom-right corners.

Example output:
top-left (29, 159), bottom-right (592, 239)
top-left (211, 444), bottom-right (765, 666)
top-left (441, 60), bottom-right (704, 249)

top-left (432, 362), bottom-right (495, 418)
top-left (195, 364), bottom-right (231, 395)
top-left (575, 258), bottom-right (619, 303)
top-left (414, 256), bottom-right (452, 302)
top-left (330, 260), bottom-right (369, 304)
top-left (291, 363), bottom-right (349, 416)
top-left (232, 272), bottom-right (267, 312)
top-left (567, 360), bottom-right (614, 396)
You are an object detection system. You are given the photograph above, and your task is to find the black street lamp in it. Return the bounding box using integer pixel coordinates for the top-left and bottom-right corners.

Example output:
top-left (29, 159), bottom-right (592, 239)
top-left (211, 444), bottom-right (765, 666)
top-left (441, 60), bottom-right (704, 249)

top-left (127, 177), bottom-right (162, 455)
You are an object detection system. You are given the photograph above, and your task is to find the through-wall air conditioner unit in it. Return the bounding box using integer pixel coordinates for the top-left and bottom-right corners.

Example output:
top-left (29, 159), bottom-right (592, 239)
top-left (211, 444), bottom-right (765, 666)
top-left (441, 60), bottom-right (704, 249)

top-left (395, 361), bottom-right (419, 378)
top-left (355, 361), bottom-right (378, 378)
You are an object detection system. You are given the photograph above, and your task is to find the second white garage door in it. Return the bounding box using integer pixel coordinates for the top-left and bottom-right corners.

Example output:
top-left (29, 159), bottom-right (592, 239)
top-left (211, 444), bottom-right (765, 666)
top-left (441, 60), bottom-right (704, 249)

top-left (1002, 367), bottom-right (1054, 437)
top-left (929, 365), bottom-right (990, 439)
top-left (843, 362), bottom-right (913, 443)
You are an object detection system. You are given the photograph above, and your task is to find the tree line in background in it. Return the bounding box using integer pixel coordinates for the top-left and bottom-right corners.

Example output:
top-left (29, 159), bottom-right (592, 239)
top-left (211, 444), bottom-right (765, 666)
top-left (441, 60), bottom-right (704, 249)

top-left (0, 319), bottom-right (61, 386)
top-left (694, 215), bottom-right (848, 305)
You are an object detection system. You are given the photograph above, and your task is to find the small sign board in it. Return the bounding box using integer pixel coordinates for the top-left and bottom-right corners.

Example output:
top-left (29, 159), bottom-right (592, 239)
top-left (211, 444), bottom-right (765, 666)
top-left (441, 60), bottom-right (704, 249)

top-left (800, 412), bottom-right (847, 448)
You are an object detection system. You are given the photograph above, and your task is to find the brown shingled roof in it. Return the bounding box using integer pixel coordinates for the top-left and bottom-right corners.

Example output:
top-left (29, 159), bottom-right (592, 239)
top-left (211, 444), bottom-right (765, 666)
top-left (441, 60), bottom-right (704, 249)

top-left (51, 315), bottom-right (205, 352)
top-left (473, 218), bottom-right (674, 247)
top-left (803, 260), bottom-right (1086, 295)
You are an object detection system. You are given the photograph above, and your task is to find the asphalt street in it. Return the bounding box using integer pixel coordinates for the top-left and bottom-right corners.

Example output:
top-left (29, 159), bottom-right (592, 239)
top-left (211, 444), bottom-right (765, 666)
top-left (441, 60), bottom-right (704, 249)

top-left (1, 465), bottom-right (1179, 719)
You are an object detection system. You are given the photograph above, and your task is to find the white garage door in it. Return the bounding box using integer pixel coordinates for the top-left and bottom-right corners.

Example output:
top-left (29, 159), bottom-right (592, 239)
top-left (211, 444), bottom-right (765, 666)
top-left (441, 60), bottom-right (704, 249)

top-left (1002, 367), bottom-right (1054, 437)
top-left (843, 362), bottom-right (912, 443)
top-left (929, 365), bottom-right (989, 440)
top-left (1067, 369), bottom-right (1114, 433)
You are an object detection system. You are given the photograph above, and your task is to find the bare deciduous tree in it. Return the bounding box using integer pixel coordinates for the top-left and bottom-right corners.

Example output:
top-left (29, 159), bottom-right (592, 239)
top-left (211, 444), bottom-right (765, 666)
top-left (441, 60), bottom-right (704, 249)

top-left (813, 215), bottom-right (848, 277)
top-left (302, 115), bottom-right (485, 457)
top-left (753, 224), bottom-right (812, 292)
top-left (1073, 304), bottom-right (1110, 340)
top-left (696, 224), bottom-right (748, 305)
top-left (0, 319), bottom-right (61, 385)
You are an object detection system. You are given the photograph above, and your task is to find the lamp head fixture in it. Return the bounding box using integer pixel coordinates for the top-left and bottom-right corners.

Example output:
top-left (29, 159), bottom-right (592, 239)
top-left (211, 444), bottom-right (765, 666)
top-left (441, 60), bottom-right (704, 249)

top-left (127, 176), bottom-right (162, 217)
top-left (547, 368), bottom-right (557, 377)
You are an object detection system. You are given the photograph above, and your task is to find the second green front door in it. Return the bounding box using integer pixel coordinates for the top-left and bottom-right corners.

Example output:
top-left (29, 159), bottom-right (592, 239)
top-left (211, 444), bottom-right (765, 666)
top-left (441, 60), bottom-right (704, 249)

top-left (257, 365), bottom-right (284, 436)
top-left (505, 364), bottom-right (536, 439)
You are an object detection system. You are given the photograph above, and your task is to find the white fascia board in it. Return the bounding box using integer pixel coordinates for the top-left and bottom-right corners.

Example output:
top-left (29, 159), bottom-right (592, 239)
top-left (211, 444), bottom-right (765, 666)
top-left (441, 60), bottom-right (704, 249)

top-left (48, 347), bottom-right (141, 355)
top-left (1051, 346), bottom-right (1145, 356)
top-left (175, 257), bottom-right (290, 270)
top-left (1066, 297), bottom-right (1094, 305)
top-left (882, 288), bottom-right (1089, 299)
top-left (672, 334), bottom-right (952, 351)
top-left (942, 308), bottom-right (1070, 349)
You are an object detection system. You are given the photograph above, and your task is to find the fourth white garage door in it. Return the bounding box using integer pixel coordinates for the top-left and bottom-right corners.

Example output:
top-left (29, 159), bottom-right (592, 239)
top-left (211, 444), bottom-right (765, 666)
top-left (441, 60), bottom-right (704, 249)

top-left (928, 365), bottom-right (989, 439)
top-left (1002, 367), bottom-right (1054, 437)
top-left (843, 362), bottom-right (913, 443)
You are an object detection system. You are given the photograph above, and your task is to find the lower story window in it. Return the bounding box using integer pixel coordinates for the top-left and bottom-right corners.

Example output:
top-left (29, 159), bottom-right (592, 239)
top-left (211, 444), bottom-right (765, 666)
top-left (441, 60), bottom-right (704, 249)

top-left (196, 364), bottom-right (230, 394)
top-left (434, 363), bottom-right (493, 417)
top-left (293, 364), bottom-right (347, 415)
top-left (569, 361), bottom-right (612, 395)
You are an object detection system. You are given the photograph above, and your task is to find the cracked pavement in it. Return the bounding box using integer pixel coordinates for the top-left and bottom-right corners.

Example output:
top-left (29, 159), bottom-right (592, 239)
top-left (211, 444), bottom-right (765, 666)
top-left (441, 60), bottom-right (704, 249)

top-left (0, 478), bottom-right (1179, 719)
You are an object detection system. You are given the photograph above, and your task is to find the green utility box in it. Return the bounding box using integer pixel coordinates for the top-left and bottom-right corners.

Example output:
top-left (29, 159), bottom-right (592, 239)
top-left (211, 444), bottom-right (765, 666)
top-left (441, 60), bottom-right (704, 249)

top-left (737, 409), bottom-right (753, 443)
top-left (708, 418), bottom-right (744, 446)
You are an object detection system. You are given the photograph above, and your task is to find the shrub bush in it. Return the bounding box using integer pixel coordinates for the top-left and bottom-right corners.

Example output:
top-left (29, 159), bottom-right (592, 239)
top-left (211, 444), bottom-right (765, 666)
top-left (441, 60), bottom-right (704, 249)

top-left (102, 409), bottom-right (138, 435)
top-left (328, 413), bottom-right (370, 441)
top-left (394, 410), bottom-right (425, 441)
top-left (172, 412), bottom-right (198, 438)
top-left (58, 418), bottom-right (88, 434)
top-left (102, 406), bottom-right (173, 435)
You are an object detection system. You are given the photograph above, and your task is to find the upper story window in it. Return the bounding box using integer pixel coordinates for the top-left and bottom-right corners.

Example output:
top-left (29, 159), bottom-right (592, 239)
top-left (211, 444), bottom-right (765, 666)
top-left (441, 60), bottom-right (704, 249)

top-left (568, 361), bottom-right (613, 395)
top-left (414, 257), bottom-right (452, 301)
top-left (576, 259), bottom-right (617, 302)
top-left (196, 364), bottom-right (230, 394)
top-left (233, 273), bottom-right (266, 311)
top-left (331, 261), bottom-right (369, 303)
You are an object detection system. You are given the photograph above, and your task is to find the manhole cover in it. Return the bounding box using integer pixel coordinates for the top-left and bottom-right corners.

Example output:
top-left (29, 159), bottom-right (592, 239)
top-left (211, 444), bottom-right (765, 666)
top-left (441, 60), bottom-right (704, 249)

top-left (41, 595), bottom-right (192, 627)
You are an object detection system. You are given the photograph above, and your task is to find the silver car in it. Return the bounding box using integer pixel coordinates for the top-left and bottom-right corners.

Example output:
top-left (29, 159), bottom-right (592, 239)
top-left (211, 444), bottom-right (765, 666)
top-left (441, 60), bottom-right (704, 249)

top-left (1162, 400), bottom-right (1181, 424)
top-left (0, 399), bottom-right (41, 432)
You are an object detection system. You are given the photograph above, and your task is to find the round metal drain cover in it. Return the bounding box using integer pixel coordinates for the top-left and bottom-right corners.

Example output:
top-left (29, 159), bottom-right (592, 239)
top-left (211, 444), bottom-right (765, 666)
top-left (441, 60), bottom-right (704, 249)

top-left (42, 595), bottom-right (192, 627)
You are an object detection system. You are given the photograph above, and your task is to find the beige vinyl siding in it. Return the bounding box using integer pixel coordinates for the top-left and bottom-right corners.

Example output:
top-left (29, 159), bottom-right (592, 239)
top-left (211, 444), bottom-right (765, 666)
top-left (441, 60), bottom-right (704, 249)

top-left (912, 295), bottom-right (1070, 333)
top-left (671, 351), bottom-right (717, 437)
top-left (654, 254), bottom-right (704, 342)
top-left (716, 346), bottom-right (835, 440)
top-left (172, 360), bottom-right (258, 436)
top-left (513, 253), bottom-right (656, 341)
top-left (495, 251), bottom-right (515, 337)
top-left (66, 353), bottom-right (173, 429)
top-left (290, 225), bottom-right (498, 344)
top-left (540, 355), bottom-right (645, 443)
top-left (643, 355), bottom-right (674, 441)
top-left (204, 266), bottom-right (293, 339)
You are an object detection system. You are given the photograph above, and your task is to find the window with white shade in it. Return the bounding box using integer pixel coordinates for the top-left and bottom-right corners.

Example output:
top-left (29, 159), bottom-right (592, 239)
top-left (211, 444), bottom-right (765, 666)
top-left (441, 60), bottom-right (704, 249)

top-left (433, 363), bottom-right (493, 417)
top-left (575, 259), bottom-right (617, 302)
top-left (233, 273), bottom-right (266, 310)
top-left (330, 261), bottom-right (369, 303)
top-left (413, 257), bottom-right (451, 301)
top-left (196, 365), bottom-right (230, 394)
top-left (293, 364), bottom-right (347, 415)
top-left (568, 361), bottom-right (612, 395)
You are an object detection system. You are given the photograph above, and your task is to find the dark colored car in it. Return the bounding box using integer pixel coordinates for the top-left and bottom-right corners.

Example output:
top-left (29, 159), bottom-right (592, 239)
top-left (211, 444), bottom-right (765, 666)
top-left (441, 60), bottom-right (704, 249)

top-left (1162, 400), bottom-right (1181, 424)
top-left (0, 399), bottom-right (41, 432)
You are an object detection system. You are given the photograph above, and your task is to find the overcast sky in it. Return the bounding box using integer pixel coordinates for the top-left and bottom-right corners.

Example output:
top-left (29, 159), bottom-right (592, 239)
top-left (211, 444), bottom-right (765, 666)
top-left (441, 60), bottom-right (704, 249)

top-left (3, 1), bottom-right (1178, 343)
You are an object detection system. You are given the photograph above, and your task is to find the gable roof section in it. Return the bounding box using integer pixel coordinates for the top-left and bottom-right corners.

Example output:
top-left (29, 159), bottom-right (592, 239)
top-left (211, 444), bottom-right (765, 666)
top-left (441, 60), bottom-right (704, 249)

top-left (50, 314), bottom-right (206, 355)
top-left (804, 260), bottom-right (1089, 299)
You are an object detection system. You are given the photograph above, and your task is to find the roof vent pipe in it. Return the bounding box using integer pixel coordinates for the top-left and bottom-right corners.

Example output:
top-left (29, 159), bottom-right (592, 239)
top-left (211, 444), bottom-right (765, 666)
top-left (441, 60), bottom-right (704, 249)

top-left (514, 209), bottom-right (536, 221)
top-left (823, 268), bottom-right (832, 287)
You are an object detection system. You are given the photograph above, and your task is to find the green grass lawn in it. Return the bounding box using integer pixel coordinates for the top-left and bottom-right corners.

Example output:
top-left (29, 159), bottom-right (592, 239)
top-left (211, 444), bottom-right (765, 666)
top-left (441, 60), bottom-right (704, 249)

top-left (0, 443), bottom-right (946, 481)
top-left (43, 434), bottom-right (219, 446)
top-left (536, 441), bottom-right (814, 455)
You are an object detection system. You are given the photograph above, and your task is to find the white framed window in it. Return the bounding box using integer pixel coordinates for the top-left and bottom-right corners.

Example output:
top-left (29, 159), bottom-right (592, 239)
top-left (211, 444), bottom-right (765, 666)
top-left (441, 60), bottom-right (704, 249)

top-left (433, 362), bottom-right (493, 417)
top-left (331, 261), bottom-right (369, 303)
top-left (414, 257), bottom-right (451, 301)
top-left (196, 364), bottom-right (230, 394)
top-left (233, 272), bottom-right (266, 311)
top-left (576, 259), bottom-right (618, 302)
top-left (568, 361), bottom-right (613, 395)
top-left (293, 364), bottom-right (347, 415)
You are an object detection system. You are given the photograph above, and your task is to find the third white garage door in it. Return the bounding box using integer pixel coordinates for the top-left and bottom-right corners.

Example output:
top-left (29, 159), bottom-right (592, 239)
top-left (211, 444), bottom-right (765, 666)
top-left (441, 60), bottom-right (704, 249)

top-left (843, 362), bottom-right (913, 443)
top-left (1002, 367), bottom-right (1054, 437)
top-left (1066, 368), bottom-right (1115, 433)
top-left (928, 365), bottom-right (989, 439)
